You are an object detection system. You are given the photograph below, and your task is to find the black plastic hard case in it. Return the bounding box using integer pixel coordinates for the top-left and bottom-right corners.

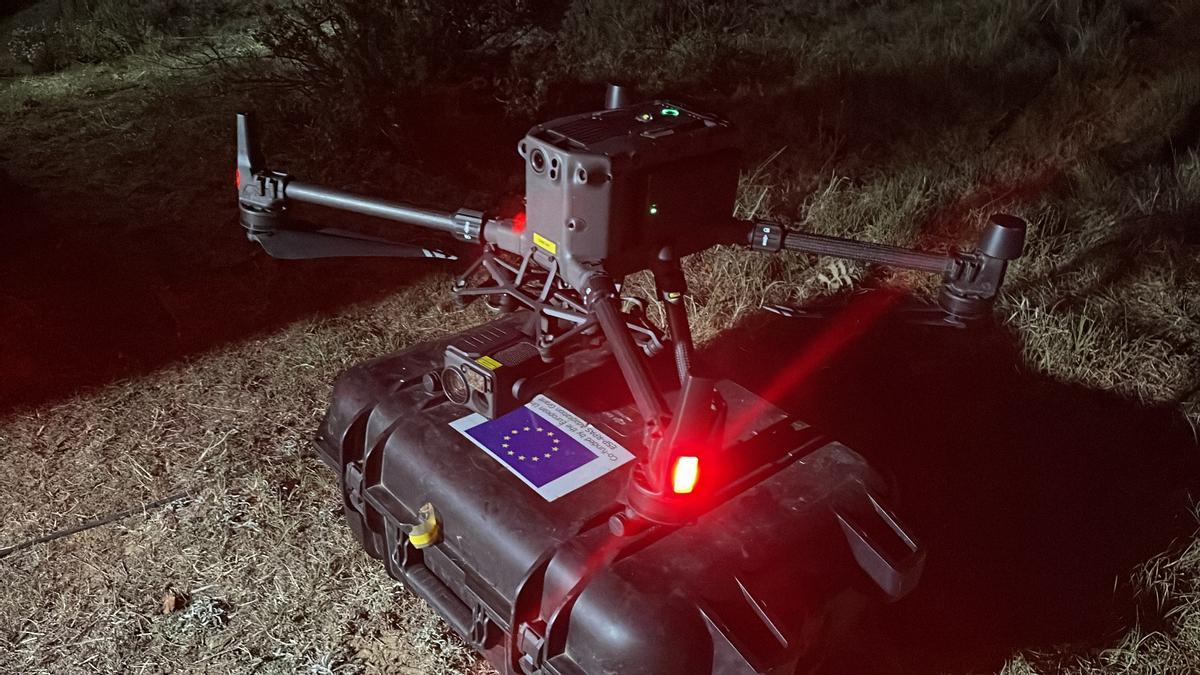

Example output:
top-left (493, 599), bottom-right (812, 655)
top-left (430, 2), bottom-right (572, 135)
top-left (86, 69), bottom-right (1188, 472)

top-left (313, 311), bottom-right (923, 674)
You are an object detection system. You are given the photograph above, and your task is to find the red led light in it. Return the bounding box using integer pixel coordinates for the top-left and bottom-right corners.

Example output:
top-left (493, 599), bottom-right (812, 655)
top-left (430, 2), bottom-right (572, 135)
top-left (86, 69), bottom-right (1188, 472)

top-left (236, 168), bottom-right (241, 189)
top-left (671, 456), bottom-right (699, 494)
top-left (512, 212), bottom-right (527, 234)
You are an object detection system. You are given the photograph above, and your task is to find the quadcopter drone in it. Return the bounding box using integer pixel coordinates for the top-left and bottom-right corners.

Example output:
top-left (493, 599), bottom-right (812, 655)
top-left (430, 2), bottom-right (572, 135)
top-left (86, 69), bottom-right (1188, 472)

top-left (236, 85), bottom-right (1025, 674)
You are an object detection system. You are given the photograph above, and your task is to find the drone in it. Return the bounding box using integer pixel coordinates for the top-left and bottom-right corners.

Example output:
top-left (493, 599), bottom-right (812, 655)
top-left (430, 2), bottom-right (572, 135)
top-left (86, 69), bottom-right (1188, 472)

top-left (236, 85), bottom-right (1025, 674)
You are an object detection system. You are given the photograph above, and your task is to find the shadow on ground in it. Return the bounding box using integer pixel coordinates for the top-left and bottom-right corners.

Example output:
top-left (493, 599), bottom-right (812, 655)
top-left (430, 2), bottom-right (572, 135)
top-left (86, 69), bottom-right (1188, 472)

top-left (0, 167), bottom-right (460, 413)
top-left (704, 298), bottom-right (1200, 673)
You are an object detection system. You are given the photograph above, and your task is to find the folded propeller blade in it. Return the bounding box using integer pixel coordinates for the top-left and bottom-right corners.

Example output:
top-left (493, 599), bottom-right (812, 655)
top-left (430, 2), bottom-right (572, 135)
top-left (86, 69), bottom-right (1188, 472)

top-left (763, 296), bottom-right (968, 329)
top-left (249, 227), bottom-right (457, 261)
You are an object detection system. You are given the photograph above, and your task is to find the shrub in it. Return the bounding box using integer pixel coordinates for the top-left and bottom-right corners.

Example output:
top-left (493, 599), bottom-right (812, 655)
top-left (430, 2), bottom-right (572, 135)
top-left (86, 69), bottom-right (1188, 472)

top-left (6, 0), bottom-right (246, 71)
top-left (497, 0), bottom-right (812, 114)
top-left (249, 1), bottom-right (561, 124)
top-left (8, 23), bottom-right (71, 73)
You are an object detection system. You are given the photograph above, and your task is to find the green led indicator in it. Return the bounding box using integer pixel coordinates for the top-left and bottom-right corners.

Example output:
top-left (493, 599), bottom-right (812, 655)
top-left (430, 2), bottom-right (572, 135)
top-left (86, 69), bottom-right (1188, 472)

top-left (649, 203), bottom-right (659, 215)
top-left (661, 107), bottom-right (680, 117)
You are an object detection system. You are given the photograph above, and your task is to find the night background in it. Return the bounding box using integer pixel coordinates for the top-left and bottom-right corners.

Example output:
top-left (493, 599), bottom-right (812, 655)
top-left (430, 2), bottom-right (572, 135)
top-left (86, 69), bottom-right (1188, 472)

top-left (1, 0), bottom-right (1199, 672)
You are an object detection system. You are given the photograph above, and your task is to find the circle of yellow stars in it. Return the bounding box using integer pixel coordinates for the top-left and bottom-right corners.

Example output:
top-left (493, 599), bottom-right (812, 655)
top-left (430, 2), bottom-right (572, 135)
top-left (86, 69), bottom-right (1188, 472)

top-left (501, 425), bottom-right (560, 462)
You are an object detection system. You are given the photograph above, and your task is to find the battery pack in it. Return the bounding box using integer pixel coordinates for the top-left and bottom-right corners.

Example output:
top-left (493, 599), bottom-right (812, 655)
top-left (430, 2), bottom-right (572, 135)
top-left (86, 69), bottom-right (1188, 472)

top-left (313, 312), bottom-right (923, 674)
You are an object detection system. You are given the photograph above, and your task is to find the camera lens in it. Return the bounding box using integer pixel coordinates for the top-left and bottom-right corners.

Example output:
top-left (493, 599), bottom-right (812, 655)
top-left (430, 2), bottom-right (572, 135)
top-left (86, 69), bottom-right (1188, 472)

top-left (442, 367), bottom-right (470, 405)
top-left (421, 370), bottom-right (442, 394)
top-left (530, 148), bottom-right (546, 174)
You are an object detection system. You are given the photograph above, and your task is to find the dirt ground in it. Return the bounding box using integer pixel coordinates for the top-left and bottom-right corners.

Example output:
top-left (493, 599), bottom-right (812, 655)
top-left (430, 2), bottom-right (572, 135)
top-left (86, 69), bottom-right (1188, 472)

top-left (2, 2), bottom-right (1200, 674)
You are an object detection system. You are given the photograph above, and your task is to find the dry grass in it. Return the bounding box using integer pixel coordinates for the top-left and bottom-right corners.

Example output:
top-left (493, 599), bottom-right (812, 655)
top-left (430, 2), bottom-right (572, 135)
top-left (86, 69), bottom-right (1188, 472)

top-left (0, 284), bottom-right (495, 674)
top-left (1002, 505), bottom-right (1200, 674)
top-left (2, 1), bottom-right (1200, 673)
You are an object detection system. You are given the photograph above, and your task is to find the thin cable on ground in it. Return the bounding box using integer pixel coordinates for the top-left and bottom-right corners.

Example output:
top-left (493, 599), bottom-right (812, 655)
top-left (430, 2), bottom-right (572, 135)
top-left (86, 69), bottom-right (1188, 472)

top-left (0, 490), bottom-right (193, 560)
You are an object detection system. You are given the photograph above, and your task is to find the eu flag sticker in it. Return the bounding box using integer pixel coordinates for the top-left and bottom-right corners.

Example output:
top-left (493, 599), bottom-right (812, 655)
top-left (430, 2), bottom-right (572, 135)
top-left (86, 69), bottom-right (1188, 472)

top-left (450, 395), bottom-right (635, 501)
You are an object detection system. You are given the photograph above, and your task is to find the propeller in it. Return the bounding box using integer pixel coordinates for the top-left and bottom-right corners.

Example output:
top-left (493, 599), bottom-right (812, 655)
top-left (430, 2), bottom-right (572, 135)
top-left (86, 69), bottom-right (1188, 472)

top-left (763, 291), bottom-right (969, 329)
top-left (237, 112), bottom-right (457, 261)
top-left (247, 223), bottom-right (457, 261)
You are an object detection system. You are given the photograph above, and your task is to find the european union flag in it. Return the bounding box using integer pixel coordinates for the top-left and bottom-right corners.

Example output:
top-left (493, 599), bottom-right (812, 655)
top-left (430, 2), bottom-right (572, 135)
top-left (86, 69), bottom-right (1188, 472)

top-left (452, 395), bottom-right (636, 501)
top-left (463, 406), bottom-right (597, 487)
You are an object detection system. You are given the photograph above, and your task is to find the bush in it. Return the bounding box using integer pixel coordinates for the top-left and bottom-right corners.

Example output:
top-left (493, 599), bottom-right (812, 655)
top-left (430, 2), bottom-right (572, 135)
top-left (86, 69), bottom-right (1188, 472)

top-left (6, 0), bottom-right (246, 71)
top-left (250, 1), bottom-right (561, 123)
top-left (247, 0), bottom-right (839, 138)
top-left (498, 0), bottom-right (809, 114)
top-left (555, 0), bottom-right (770, 87)
top-left (8, 23), bottom-right (71, 73)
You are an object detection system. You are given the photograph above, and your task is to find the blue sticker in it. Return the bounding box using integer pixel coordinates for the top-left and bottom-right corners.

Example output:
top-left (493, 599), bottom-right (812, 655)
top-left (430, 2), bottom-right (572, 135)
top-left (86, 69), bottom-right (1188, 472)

top-left (464, 407), bottom-right (595, 486)
top-left (451, 395), bottom-right (635, 501)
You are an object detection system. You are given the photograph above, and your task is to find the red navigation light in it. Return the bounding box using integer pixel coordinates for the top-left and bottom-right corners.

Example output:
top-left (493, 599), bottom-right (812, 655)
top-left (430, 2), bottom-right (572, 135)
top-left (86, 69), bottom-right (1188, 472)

top-left (671, 456), bottom-right (699, 494)
top-left (512, 211), bottom-right (527, 234)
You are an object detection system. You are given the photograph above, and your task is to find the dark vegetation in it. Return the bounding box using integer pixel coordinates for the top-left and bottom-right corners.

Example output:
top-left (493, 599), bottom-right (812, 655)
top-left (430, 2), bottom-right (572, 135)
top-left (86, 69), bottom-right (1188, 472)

top-left (8, 0), bottom-right (246, 71)
top-left (1, 0), bottom-right (1198, 672)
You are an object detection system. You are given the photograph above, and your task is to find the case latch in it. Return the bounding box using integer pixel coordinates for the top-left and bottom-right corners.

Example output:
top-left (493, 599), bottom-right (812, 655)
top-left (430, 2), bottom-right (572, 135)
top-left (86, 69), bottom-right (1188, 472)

top-left (836, 491), bottom-right (925, 601)
top-left (403, 502), bottom-right (441, 549)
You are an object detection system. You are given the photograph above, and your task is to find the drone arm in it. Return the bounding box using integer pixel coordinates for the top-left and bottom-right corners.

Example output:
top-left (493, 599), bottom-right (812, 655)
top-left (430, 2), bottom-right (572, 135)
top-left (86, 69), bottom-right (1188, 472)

top-left (742, 214), bottom-right (1026, 319)
top-left (240, 172), bottom-right (486, 243)
top-left (744, 221), bottom-right (952, 273)
top-left (236, 111), bottom-right (488, 260)
top-left (282, 181), bottom-right (485, 242)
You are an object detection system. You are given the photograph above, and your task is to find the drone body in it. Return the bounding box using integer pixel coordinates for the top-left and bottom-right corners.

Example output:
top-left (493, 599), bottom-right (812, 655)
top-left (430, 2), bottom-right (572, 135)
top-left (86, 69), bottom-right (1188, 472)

top-left (513, 100), bottom-right (739, 286)
top-left (235, 86), bottom-right (1025, 673)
